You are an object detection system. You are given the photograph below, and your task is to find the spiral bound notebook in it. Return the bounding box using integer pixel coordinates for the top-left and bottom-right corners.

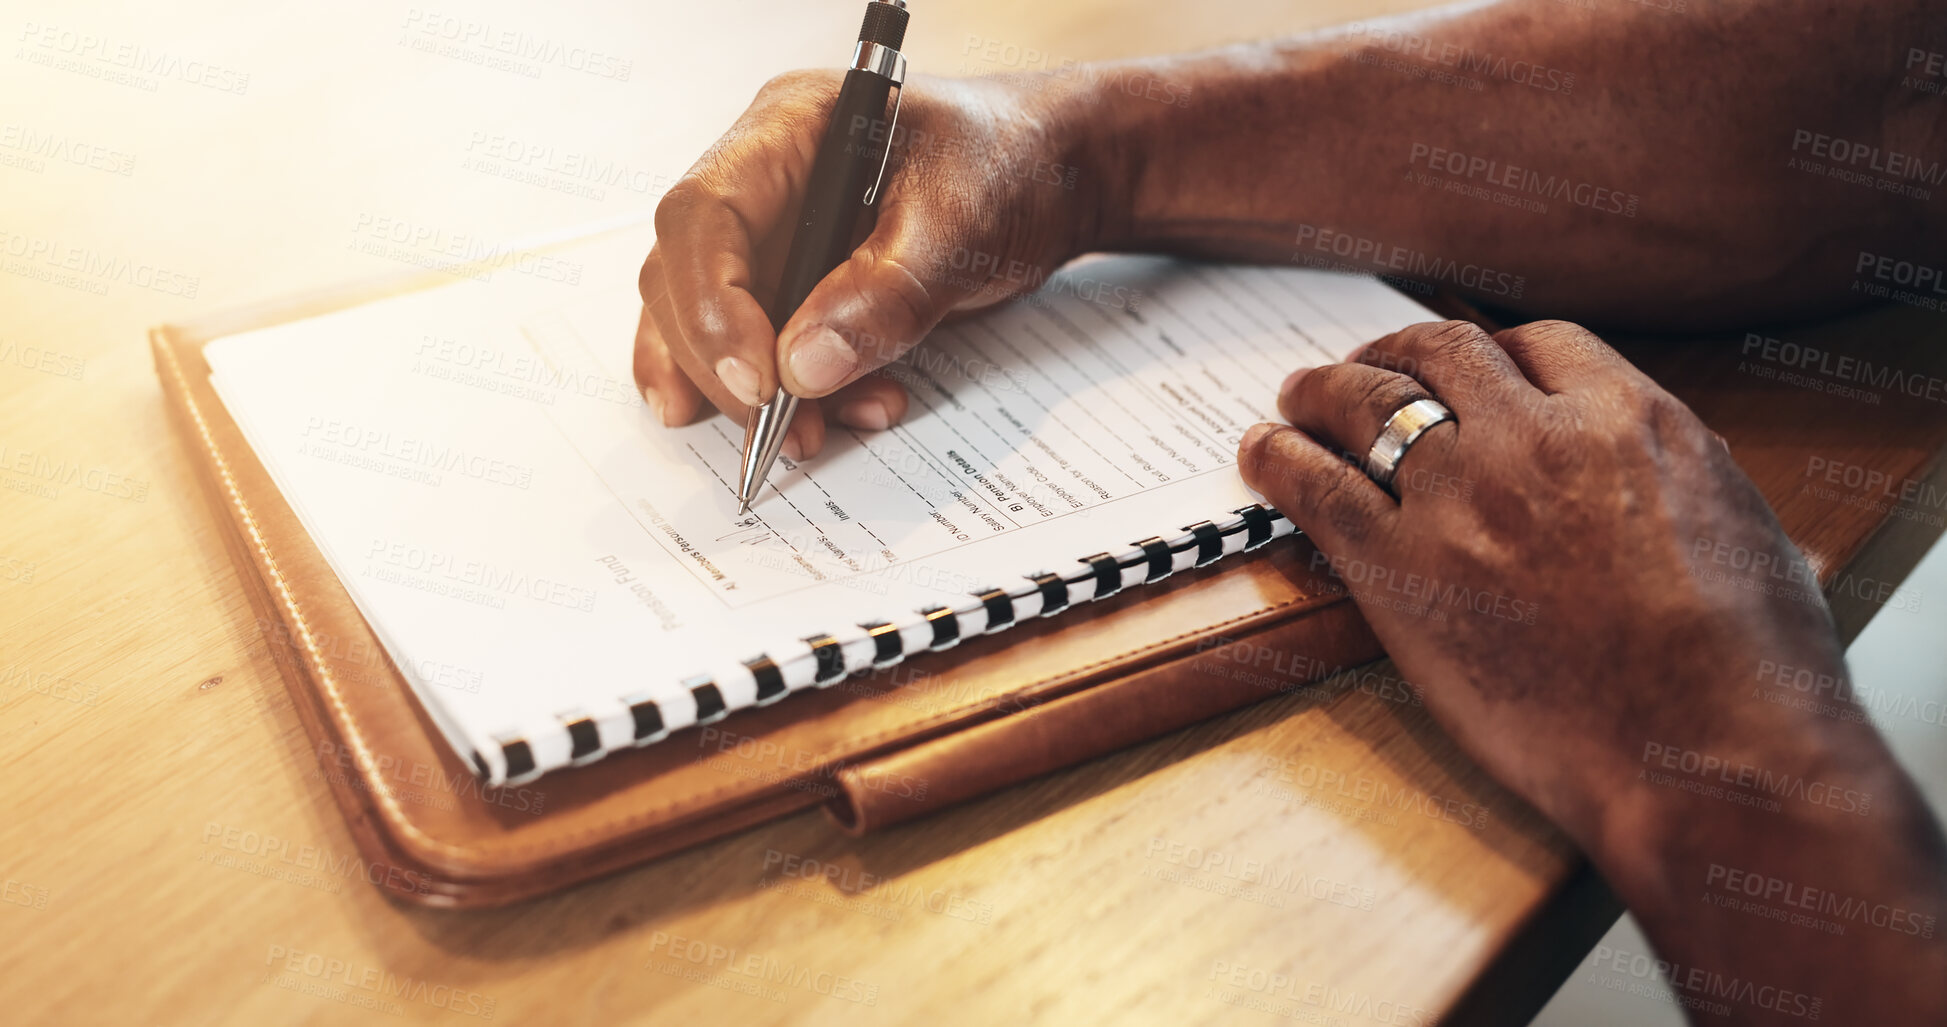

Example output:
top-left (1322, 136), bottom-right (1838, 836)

top-left (203, 221), bottom-right (1438, 785)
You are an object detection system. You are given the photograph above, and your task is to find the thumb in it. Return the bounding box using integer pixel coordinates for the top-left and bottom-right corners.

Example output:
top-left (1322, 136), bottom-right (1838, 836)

top-left (774, 210), bottom-right (972, 399)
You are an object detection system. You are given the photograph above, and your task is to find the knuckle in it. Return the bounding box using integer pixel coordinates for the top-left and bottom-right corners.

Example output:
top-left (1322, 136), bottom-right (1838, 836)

top-left (759, 68), bottom-right (837, 99)
top-left (1509, 319), bottom-right (1593, 345)
top-left (1243, 430), bottom-right (1375, 545)
top-left (1422, 319), bottom-right (1492, 350)
top-left (1310, 469), bottom-right (1372, 546)
top-left (1336, 374), bottom-right (1386, 430)
top-left (1245, 428), bottom-right (1323, 504)
top-left (1297, 362), bottom-right (1373, 414)
top-left (653, 179), bottom-right (710, 237)
top-left (1502, 319), bottom-right (1605, 362)
top-left (1347, 369), bottom-right (1418, 423)
top-left (1361, 348), bottom-right (1419, 378)
top-left (1357, 331), bottom-right (1420, 377)
top-left (863, 249), bottom-right (939, 338)
top-left (1288, 362), bottom-right (1343, 411)
top-left (1417, 321), bottom-right (1497, 373)
top-left (1410, 320), bottom-right (1493, 363)
top-left (1238, 424), bottom-right (1285, 481)
top-left (1364, 319), bottom-right (1489, 375)
top-left (1304, 466), bottom-right (1351, 515)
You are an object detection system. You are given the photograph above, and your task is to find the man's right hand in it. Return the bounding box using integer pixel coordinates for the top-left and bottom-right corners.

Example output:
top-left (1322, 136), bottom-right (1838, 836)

top-left (635, 70), bottom-right (1109, 459)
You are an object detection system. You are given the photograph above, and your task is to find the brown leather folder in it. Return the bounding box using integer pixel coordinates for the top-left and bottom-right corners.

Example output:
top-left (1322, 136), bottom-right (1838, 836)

top-left (153, 259), bottom-right (1473, 909)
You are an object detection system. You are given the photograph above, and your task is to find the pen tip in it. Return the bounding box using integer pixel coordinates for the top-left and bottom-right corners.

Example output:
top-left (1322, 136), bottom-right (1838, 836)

top-left (736, 501), bottom-right (751, 517)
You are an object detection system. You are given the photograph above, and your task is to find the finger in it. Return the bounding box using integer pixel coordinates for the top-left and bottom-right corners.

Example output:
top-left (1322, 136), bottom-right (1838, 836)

top-left (775, 203), bottom-right (979, 399)
top-left (632, 305), bottom-right (692, 428)
top-left (647, 72), bottom-right (841, 412)
top-left (827, 374), bottom-right (912, 431)
top-left (1350, 320), bottom-right (1534, 412)
top-left (644, 272), bottom-right (739, 426)
top-left (1278, 363), bottom-right (1435, 462)
top-left (634, 254), bottom-right (709, 427)
top-left (1490, 320), bottom-right (1644, 394)
top-left (1280, 363), bottom-right (1460, 504)
top-left (645, 278), bottom-right (833, 459)
top-left (784, 400), bottom-right (826, 461)
top-left (654, 182), bottom-right (792, 409)
top-left (1237, 422), bottom-right (1396, 553)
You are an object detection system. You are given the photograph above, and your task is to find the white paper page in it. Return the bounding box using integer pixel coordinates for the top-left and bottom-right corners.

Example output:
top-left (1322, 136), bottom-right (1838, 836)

top-left (207, 223), bottom-right (1438, 783)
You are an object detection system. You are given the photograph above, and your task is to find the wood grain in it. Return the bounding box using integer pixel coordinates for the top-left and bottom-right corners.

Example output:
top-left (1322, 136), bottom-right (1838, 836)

top-left (2, 2), bottom-right (1942, 1025)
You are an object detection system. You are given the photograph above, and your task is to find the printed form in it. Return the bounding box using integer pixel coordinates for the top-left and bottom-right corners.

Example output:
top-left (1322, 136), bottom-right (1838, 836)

top-left (530, 251), bottom-right (1418, 609)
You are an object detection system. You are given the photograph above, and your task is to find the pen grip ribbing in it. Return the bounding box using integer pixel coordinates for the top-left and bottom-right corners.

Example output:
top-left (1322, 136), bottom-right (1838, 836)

top-left (767, 67), bottom-right (897, 333)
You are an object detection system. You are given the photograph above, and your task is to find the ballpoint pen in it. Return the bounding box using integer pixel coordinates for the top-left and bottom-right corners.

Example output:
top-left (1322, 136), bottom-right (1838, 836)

top-left (735, 0), bottom-right (912, 516)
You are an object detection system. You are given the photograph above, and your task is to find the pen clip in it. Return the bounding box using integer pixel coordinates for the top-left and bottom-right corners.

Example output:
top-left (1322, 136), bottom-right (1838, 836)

top-left (849, 38), bottom-right (907, 208)
top-left (863, 77), bottom-right (904, 207)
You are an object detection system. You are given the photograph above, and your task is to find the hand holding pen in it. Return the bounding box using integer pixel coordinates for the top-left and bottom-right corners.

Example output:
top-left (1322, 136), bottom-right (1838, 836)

top-left (632, 0), bottom-right (1106, 474)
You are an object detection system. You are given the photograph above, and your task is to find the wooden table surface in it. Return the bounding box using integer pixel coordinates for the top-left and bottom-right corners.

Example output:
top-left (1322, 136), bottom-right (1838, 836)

top-left (5, 2), bottom-right (1944, 1025)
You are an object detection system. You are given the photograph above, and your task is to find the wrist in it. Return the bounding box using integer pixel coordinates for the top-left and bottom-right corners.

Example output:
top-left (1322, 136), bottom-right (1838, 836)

top-left (1052, 41), bottom-right (1341, 259)
top-left (1586, 710), bottom-right (1933, 913)
top-left (1544, 636), bottom-right (1873, 882)
top-left (1032, 58), bottom-right (1187, 254)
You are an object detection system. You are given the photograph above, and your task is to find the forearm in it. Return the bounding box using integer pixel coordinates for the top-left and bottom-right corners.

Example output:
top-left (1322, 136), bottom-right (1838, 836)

top-left (1588, 691), bottom-right (1947, 1023)
top-left (1070, 0), bottom-right (1945, 329)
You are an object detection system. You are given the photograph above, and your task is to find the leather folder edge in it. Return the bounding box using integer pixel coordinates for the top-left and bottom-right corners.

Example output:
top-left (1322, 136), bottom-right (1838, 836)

top-left (827, 597), bottom-right (1383, 833)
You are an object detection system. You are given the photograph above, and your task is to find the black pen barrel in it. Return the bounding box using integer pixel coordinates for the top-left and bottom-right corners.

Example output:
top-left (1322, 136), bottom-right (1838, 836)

top-left (768, 66), bottom-right (897, 333)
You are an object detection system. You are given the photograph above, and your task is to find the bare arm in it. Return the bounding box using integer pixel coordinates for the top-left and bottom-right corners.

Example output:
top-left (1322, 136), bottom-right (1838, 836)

top-left (1075, 0), bottom-right (1947, 329)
